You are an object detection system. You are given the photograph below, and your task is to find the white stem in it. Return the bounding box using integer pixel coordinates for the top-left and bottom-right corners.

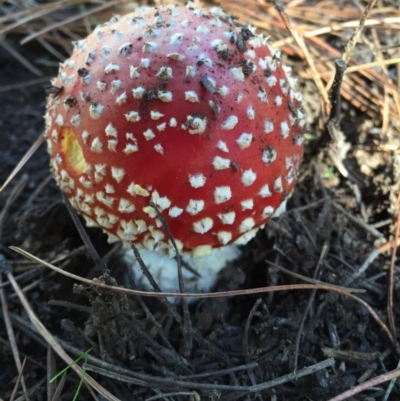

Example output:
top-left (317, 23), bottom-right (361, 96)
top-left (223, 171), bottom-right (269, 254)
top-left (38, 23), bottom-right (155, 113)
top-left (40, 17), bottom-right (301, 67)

top-left (123, 245), bottom-right (241, 297)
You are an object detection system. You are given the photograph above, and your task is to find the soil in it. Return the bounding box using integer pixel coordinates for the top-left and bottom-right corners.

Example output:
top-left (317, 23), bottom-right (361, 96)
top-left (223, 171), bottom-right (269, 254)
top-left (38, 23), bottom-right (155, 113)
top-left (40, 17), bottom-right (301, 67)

top-left (1, 4), bottom-right (400, 401)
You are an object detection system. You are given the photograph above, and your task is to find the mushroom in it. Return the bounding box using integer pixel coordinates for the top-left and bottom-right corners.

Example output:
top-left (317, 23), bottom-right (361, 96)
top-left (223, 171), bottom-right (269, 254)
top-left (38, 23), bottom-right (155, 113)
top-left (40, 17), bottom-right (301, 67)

top-left (44, 3), bottom-right (305, 294)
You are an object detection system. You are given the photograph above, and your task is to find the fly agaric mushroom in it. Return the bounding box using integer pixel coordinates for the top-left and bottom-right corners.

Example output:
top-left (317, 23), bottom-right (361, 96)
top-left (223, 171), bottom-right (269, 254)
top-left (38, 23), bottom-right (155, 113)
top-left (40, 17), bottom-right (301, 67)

top-left (44, 3), bottom-right (305, 294)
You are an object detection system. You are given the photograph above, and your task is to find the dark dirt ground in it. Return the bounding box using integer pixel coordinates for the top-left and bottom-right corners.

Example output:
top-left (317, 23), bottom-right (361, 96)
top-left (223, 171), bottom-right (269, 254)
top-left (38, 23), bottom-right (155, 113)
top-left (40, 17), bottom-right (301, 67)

top-left (1, 2), bottom-right (400, 401)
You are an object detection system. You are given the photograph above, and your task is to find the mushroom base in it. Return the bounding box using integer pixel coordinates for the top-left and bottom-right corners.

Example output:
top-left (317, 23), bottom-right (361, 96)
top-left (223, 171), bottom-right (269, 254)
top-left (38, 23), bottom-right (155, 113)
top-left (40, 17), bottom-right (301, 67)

top-left (123, 245), bottom-right (241, 300)
top-left (121, 199), bottom-right (289, 301)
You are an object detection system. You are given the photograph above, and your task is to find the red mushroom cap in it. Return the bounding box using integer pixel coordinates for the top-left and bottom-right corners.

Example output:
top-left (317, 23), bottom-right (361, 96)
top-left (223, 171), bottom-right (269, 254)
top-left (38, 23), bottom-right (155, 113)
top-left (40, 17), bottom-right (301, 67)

top-left (45, 3), bottom-right (305, 257)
